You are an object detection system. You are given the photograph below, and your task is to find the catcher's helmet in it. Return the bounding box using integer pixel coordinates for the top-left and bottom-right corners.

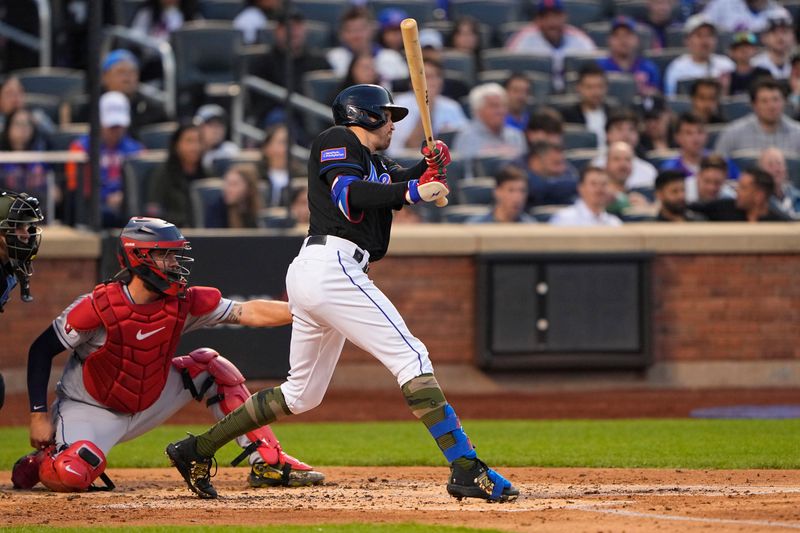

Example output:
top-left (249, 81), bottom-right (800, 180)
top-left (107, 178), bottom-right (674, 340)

top-left (332, 84), bottom-right (408, 130)
top-left (117, 217), bottom-right (193, 297)
top-left (0, 191), bottom-right (44, 276)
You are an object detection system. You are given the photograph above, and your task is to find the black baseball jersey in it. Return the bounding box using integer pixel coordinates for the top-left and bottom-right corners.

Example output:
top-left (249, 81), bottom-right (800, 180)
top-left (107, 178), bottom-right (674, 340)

top-left (308, 126), bottom-right (426, 262)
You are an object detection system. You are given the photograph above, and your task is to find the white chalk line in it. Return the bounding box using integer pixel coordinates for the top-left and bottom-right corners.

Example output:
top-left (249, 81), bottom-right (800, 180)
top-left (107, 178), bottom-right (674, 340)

top-left (568, 503), bottom-right (800, 530)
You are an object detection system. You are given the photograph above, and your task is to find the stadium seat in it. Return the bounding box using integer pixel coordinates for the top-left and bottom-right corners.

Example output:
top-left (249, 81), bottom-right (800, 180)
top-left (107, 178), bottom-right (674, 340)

top-left (481, 49), bottom-right (553, 76)
top-left (675, 79), bottom-right (696, 96)
top-left (606, 72), bottom-right (638, 104)
top-left (49, 124), bottom-right (88, 151)
top-left (190, 178), bottom-right (224, 228)
top-left (200, 0), bottom-right (244, 21)
top-left (210, 151), bottom-right (261, 178)
top-left (25, 93), bottom-right (61, 123)
top-left (477, 70), bottom-right (551, 100)
top-left (171, 21), bottom-right (243, 110)
top-left (293, 0), bottom-right (349, 24)
top-left (563, 52), bottom-right (607, 77)
top-left (665, 96), bottom-right (692, 115)
top-left (258, 206), bottom-right (295, 228)
top-left (472, 155), bottom-right (516, 179)
top-left (113, 0), bottom-right (145, 26)
top-left (528, 204), bottom-right (567, 223)
top-left (565, 148), bottom-right (598, 173)
top-left (123, 152), bottom-right (167, 218)
top-left (721, 98), bottom-right (752, 122)
top-left (584, 21), bottom-right (653, 50)
top-left (614, 0), bottom-right (648, 21)
top-left (785, 0), bottom-right (800, 24)
top-left (645, 149), bottom-right (680, 169)
top-left (563, 127), bottom-right (598, 150)
top-left (442, 204), bottom-right (490, 223)
top-left (643, 48), bottom-right (685, 81)
top-left (303, 70), bottom-right (343, 105)
top-left (458, 178), bottom-right (496, 205)
top-left (449, 0), bottom-right (521, 39)
top-left (498, 21), bottom-right (527, 47)
top-left (705, 123), bottom-right (725, 150)
top-left (368, 0), bottom-right (437, 24)
top-left (13, 68), bottom-right (85, 99)
top-left (300, 20), bottom-right (334, 50)
top-left (138, 122), bottom-right (178, 150)
top-left (563, 0), bottom-right (607, 26)
top-left (441, 50), bottom-right (477, 88)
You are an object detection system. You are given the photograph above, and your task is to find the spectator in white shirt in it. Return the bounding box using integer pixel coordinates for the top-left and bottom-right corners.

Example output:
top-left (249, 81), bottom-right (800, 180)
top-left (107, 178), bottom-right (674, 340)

top-left (505, 0), bottom-right (595, 92)
top-left (664, 15), bottom-right (735, 96)
top-left (194, 104), bottom-right (240, 176)
top-left (701, 0), bottom-right (790, 33)
top-left (550, 166), bottom-right (623, 226)
top-left (233, 0), bottom-right (281, 45)
top-left (387, 58), bottom-right (468, 156)
top-left (326, 6), bottom-right (407, 85)
top-left (591, 109), bottom-right (658, 189)
top-left (685, 154), bottom-right (736, 203)
top-left (751, 14), bottom-right (796, 80)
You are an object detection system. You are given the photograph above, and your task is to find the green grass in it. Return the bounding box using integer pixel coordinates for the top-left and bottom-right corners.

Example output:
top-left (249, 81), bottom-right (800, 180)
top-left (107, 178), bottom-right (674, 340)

top-left (1, 525), bottom-right (505, 533)
top-left (2, 419), bottom-right (799, 470)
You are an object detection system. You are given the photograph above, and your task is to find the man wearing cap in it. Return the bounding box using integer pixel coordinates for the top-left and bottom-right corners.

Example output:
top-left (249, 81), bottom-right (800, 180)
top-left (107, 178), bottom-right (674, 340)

top-left (728, 32), bottom-right (772, 95)
top-left (101, 49), bottom-right (168, 140)
top-left (701, 0), bottom-right (790, 33)
top-left (664, 14), bottom-right (735, 96)
top-left (505, 0), bottom-right (595, 92)
top-left (194, 105), bottom-right (240, 175)
top-left (377, 8), bottom-right (407, 53)
top-left (752, 14), bottom-right (796, 80)
top-left (597, 16), bottom-right (662, 95)
top-left (66, 92), bottom-right (144, 228)
top-left (233, 0), bottom-right (281, 45)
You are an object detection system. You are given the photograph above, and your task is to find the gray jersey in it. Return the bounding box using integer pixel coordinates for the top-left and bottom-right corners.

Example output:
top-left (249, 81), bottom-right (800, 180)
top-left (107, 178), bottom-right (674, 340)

top-left (51, 284), bottom-right (234, 409)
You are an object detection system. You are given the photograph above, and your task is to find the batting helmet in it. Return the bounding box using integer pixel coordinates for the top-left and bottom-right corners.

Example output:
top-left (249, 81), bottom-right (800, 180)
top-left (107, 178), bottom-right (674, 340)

top-left (0, 191), bottom-right (44, 276)
top-left (332, 84), bottom-right (408, 130)
top-left (117, 217), bottom-right (193, 297)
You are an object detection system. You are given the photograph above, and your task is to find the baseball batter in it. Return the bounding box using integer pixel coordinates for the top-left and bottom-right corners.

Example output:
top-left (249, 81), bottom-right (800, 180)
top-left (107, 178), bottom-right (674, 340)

top-left (0, 190), bottom-right (45, 411)
top-left (11, 217), bottom-right (323, 494)
top-left (167, 84), bottom-right (519, 502)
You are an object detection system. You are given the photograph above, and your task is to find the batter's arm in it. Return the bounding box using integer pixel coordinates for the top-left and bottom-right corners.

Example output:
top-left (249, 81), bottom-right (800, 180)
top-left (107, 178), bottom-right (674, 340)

top-left (222, 300), bottom-right (292, 328)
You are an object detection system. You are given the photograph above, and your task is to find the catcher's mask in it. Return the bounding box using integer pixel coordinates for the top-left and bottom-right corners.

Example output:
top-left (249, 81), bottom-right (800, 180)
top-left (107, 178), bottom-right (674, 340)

top-left (0, 191), bottom-right (44, 277)
top-left (332, 84), bottom-right (408, 130)
top-left (117, 217), bottom-right (193, 297)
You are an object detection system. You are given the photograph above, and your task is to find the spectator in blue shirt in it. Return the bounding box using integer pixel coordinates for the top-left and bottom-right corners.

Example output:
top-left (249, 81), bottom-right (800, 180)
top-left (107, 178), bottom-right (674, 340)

top-left (66, 92), bottom-right (144, 228)
top-left (504, 73), bottom-right (532, 131)
top-left (660, 112), bottom-right (708, 179)
top-left (597, 16), bottom-right (662, 95)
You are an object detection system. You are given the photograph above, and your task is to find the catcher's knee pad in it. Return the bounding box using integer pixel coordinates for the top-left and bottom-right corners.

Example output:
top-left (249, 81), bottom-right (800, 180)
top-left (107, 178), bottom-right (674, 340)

top-left (38, 440), bottom-right (107, 492)
top-left (173, 348), bottom-right (303, 468)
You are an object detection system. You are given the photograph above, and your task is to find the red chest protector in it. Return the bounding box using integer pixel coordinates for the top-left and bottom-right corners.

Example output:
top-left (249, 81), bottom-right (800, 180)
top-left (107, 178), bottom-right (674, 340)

top-left (66, 282), bottom-right (221, 414)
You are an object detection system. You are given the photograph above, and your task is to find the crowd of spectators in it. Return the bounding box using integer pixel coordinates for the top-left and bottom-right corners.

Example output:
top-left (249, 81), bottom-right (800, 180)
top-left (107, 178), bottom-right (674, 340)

top-left (1, 0), bottom-right (800, 228)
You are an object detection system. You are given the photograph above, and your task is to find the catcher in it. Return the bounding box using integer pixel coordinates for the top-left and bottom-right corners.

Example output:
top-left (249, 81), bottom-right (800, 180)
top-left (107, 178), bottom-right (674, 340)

top-left (0, 190), bottom-right (45, 411)
top-left (11, 216), bottom-right (323, 494)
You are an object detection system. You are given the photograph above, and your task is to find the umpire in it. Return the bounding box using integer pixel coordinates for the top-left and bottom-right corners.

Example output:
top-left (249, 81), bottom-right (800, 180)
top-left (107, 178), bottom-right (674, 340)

top-left (0, 190), bottom-right (45, 410)
top-left (167, 84), bottom-right (519, 502)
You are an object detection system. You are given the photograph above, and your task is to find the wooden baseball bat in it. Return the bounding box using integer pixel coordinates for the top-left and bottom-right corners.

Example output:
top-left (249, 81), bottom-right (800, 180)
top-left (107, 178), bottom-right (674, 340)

top-left (400, 18), bottom-right (448, 207)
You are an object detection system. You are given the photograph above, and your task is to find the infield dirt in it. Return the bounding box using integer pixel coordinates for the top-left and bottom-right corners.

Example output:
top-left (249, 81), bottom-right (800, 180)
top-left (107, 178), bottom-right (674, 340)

top-left (2, 467), bottom-right (800, 532)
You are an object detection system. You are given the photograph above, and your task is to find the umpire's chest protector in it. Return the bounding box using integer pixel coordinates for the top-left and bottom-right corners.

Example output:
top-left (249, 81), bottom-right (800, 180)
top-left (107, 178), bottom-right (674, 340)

top-left (66, 282), bottom-right (219, 414)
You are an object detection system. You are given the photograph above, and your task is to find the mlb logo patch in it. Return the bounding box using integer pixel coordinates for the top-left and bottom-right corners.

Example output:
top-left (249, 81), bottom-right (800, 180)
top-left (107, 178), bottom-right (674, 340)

top-left (321, 147), bottom-right (347, 162)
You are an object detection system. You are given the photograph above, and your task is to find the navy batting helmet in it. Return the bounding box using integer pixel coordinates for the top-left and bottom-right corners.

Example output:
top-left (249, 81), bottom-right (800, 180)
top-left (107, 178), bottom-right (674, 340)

top-left (117, 217), bottom-right (193, 296)
top-left (332, 84), bottom-right (408, 130)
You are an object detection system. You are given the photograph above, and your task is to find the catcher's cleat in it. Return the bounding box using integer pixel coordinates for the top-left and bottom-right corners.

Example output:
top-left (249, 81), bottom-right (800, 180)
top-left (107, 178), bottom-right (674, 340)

top-left (248, 462), bottom-right (326, 488)
top-left (166, 435), bottom-right (218, 499)
top-left (446, 459), bottom-right (519, 502)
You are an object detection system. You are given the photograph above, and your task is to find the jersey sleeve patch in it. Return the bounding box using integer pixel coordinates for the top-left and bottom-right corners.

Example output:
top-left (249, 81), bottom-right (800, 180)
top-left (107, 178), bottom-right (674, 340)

top-left (320, 147), bottom-right (347, 162)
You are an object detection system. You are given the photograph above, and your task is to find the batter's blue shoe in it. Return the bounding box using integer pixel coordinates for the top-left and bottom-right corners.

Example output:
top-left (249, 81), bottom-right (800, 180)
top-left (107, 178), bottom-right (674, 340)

top-left (446, 459), bottom-right (519, 502)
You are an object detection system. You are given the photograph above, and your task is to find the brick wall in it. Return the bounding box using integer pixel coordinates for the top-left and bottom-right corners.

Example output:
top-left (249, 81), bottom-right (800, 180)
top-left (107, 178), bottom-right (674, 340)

top-left (652, 254), bottom-right (800, 362)
top-left (0, 259), bottom-right (98, 368)
top-left (340, 256), bottom-right (476, 364)
top-left (3, 253), bottom-right (799, 370)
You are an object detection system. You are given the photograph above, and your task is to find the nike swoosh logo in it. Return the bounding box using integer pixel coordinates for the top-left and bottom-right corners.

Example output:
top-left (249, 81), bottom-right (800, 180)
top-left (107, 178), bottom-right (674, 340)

top-left (432, 191), bottom-right (441, 197)
top-left (33, 405), bottom-right (45, 410)
top-left (65, 464), bottom-right (80, 476)
top-left (136, 327), bottom-right (166, 341)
